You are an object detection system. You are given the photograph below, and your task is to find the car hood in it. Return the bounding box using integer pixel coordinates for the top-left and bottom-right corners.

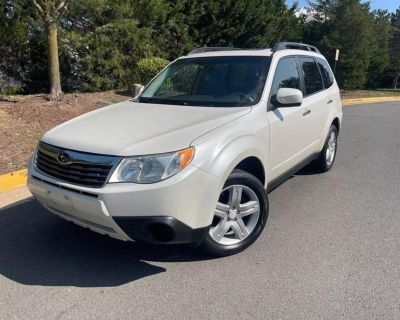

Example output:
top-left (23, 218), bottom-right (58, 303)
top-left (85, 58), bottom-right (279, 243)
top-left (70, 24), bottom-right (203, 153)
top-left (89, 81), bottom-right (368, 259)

top-left (41, 101), bottom-right (251, 156)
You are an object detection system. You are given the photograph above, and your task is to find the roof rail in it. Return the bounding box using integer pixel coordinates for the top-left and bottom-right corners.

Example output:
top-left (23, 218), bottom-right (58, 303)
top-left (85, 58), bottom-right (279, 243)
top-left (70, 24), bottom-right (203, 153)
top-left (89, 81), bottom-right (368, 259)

top-left (188, 47), bottom-right (242, 55)
top-left (272, 42), bottom-right (320, 54)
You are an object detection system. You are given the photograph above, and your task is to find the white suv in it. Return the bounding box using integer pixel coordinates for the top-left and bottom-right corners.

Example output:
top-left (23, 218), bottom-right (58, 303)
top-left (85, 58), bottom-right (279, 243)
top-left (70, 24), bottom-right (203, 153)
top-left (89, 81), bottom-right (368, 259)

top-left (27, 42), bottom-right (342, 256)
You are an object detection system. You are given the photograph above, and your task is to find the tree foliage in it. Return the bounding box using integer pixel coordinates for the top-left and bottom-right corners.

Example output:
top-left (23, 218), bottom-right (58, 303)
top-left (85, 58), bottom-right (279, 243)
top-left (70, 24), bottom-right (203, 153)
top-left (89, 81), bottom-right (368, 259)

top-left (0, 0), bottom-right (399, 94)
top-left (0, 1), bottom-right (37, 93)
top-left (365, 10), bottom-right (391, 88)
top-left (390, 8), bottom-right (400, 88)
top-left (136, 57), bottom-right (170, 84)
top-left (301, 0), bottom-right (397, 90)
top-left (175, 0), bottom-right (300, 48)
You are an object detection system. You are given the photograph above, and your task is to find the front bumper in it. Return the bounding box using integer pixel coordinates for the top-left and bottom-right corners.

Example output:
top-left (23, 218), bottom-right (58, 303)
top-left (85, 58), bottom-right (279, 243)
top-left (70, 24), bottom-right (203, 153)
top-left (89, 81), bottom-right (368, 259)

top-left (27, 160), bottom-right (222, 244)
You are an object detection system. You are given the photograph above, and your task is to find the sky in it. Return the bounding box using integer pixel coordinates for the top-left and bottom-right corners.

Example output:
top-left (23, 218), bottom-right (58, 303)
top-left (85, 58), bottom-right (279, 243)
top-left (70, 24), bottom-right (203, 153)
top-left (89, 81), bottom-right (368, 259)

top-left (286, 0), bottom-right (399, 12)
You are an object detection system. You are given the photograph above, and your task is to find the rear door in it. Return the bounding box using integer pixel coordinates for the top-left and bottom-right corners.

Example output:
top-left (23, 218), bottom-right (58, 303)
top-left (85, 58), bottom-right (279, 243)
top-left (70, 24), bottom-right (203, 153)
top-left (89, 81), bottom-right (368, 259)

top-left (297, 56), bottom-right (330, 149)
top-left (316, 57), bottom-right (340, 131)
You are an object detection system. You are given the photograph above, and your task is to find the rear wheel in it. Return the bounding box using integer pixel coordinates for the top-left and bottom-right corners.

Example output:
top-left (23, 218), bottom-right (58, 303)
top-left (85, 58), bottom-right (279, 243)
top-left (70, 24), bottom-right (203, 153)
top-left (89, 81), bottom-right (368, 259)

top-left (201, 169), bottom-right (268, 257)
top-left (313, 125), bottom-right (338, 172)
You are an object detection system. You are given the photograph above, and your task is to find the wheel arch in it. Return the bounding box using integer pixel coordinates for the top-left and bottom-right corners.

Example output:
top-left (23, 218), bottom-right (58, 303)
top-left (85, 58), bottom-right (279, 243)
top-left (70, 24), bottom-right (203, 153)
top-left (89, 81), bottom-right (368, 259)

top-left (192, 133), bottom-right (269, 187)
top-left (332, 117), bottom-right (340, 133)
top-left (233, 157), bottom-right (266, 186)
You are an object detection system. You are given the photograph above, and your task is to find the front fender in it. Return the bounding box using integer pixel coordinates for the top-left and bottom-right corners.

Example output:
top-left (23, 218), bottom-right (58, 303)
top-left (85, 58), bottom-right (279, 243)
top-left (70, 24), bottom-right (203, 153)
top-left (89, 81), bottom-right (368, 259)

top-left (191, 133), bottom-right (269, 226)
top-left (191, 133), bottom-right (269, 188)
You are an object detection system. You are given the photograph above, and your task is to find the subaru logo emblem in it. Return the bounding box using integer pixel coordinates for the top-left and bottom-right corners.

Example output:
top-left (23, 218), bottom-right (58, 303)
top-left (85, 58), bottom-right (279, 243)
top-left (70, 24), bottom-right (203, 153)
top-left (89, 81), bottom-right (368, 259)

top-left (57, 152), bottom-right (72, 165)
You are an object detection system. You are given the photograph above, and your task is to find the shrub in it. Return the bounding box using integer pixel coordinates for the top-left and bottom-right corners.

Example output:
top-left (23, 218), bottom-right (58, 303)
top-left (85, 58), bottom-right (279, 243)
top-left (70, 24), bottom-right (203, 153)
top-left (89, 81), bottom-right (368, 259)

top-left (136, 57), bottom-right (170, 84)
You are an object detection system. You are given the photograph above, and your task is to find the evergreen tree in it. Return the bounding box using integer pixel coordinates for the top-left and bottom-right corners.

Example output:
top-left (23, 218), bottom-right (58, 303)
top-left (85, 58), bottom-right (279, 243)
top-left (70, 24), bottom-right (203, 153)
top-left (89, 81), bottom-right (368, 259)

top-left (1, 0), bottom-right (398, 94)
top-left (390, 8), bottom-right (400, 89)
top-left (0, 1), bottom-right (30, 93)
top-left (304, 0), bottom-right (374, 89)
top-left (62, 0), bottom-right (170, 91)
top-left (171, 0), bottom-right (300, 49)
top-left (366, 10), bottom-right (391, 88)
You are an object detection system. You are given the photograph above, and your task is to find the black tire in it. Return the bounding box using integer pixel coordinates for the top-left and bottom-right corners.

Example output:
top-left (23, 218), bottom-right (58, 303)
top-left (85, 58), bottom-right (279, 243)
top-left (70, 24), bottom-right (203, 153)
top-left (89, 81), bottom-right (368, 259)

top-left (200, 169), bottom-right (268, 257)
top-left (312, 125), bottom-right (338, 172)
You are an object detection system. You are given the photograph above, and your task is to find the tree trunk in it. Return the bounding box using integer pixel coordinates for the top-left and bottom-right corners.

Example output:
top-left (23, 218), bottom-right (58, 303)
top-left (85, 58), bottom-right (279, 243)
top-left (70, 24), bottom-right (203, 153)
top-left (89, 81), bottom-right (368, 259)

top-left (47, 22), bottom-right (63, 100)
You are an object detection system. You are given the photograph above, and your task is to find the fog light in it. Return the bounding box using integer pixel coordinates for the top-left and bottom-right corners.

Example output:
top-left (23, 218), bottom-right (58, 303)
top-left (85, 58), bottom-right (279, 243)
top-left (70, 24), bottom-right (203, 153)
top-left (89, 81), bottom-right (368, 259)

top-left (147, 223), bottom-right (175, 242)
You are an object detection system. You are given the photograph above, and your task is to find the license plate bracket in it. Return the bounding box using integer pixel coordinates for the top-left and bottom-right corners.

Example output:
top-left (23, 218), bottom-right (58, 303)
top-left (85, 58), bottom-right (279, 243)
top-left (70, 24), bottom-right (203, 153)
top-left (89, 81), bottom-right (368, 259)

top-left (45, 189), bottom-right (73, 207)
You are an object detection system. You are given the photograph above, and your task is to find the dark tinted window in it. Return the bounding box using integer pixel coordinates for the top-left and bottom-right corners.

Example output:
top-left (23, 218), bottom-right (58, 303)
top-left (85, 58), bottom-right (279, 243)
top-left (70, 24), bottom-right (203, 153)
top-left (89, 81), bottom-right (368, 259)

top-left (270, 57), bottom-right (301, 104)
top-left (317, 58), bottom-right (334, 88)
top-left (299, 57), bottom-right (323, 95)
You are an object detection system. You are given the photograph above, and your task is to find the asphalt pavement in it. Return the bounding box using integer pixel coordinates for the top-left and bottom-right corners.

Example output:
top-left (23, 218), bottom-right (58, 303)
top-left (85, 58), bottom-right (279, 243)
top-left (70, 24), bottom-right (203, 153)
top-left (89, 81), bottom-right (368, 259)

top-left (1, 102), bottom-right (399, 319)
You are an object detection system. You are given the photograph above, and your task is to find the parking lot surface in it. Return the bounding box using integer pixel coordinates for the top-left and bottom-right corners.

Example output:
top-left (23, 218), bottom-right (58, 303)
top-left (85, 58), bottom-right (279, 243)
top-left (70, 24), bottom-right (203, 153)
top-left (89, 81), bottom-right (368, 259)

top-left (1, 102), bottom-right (399, 319)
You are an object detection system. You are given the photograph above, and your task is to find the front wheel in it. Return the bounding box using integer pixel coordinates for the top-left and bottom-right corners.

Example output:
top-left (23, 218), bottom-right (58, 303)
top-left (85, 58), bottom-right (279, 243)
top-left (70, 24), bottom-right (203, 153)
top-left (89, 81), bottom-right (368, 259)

top-left (201, 169), bottom-right (268, 257)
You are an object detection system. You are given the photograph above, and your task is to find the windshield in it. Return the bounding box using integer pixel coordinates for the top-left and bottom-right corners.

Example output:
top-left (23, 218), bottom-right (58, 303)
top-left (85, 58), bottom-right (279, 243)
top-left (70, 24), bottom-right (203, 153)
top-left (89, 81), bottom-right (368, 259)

top-left (139, 56), bottom-right (271, 107)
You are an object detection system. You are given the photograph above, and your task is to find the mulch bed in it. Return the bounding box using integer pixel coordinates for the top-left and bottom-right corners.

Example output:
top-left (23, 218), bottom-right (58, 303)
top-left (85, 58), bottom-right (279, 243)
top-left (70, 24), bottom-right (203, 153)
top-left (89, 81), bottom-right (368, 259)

top-left (0, 91), bottom-right (127, 175)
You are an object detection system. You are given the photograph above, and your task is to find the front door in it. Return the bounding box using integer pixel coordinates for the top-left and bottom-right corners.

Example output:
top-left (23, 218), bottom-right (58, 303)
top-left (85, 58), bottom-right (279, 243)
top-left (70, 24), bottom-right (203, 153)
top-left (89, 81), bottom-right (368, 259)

top-left (267, 57), bottom-right (312, 181)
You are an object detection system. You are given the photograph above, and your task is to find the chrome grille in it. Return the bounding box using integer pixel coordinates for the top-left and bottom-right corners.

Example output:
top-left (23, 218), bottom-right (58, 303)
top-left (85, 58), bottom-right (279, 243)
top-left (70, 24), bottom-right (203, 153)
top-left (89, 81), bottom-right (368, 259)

top-left (36, 142), bottom-right (120, 188)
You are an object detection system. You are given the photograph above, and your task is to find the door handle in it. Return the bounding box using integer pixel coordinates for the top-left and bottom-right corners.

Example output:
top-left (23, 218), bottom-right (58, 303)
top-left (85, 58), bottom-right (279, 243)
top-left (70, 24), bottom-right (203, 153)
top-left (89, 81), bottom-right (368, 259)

top-left (327, 99), bottom-right (333, 104)
top-left (303, 109), bottom-right (311, 116)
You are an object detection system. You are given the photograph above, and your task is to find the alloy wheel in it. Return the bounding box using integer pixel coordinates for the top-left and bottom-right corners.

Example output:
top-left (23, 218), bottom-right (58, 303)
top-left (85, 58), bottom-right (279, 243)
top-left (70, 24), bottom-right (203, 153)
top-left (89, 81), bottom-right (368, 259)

top-left (209, 185), bottom-right (260, 245)
top-left (326, 131), bottom-right (337, 166)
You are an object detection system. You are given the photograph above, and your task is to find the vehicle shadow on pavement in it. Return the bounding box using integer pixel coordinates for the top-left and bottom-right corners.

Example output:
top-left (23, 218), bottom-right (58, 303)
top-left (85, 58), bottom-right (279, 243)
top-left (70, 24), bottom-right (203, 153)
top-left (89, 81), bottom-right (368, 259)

top-left (0, 198), bottom-right (212, 287)
top-left (295, 163), bottom-right (323, 176)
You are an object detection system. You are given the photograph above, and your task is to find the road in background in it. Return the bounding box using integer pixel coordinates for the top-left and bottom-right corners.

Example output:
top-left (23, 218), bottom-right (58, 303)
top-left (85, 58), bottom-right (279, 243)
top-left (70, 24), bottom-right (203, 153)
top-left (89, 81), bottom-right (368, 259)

top-left (1, 102), bottom-right (399, 319)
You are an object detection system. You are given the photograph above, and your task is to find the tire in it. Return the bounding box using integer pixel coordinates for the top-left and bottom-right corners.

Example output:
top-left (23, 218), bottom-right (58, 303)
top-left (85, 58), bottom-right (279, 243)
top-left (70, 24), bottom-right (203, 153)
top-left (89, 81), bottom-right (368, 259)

top-left (313, 125), bottom-right (338, 172)
top-left (200, 169), bottom-right (268, 257)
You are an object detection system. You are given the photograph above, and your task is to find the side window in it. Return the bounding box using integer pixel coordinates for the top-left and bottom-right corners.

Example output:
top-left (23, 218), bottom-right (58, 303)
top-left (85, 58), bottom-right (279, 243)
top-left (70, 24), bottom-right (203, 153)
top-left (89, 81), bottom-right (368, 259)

top-left (270, 57), bottom-right (301, 105)
top-left (317, 58), bottom-right (334, 88)
top-left (298, 57), bottom-right (324, 95)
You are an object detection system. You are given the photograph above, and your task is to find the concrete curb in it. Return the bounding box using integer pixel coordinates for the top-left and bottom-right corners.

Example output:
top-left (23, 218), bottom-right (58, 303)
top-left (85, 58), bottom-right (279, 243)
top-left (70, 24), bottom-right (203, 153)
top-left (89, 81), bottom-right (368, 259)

top-left (0, 169), bottom-right (27, 193)
top-left (1, 96), bottom-right (400, 193)
top-left (342, 96), bottom-right (400, 106)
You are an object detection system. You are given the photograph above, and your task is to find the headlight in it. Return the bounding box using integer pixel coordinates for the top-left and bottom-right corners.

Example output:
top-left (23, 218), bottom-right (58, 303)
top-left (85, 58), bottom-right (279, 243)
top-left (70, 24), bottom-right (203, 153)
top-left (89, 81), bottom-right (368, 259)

top-left (109, 147), bottom-right (194, 184)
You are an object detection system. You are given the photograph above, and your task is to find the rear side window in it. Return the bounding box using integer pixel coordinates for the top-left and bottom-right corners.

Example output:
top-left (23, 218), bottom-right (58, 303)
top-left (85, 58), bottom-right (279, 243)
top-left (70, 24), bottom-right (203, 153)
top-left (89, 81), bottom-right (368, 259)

top-left (298, 57), bottom-right (323, 95)
top-left (317, 58), bottom-right (335, 88)
top-left (270, 57), bottom-right (301, 104)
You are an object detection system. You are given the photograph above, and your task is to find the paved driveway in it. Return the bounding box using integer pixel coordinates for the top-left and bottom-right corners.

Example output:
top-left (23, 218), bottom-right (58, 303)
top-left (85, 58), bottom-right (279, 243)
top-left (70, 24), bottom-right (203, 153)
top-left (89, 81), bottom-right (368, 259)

top-left (1, 102), bottom-right (399, 319)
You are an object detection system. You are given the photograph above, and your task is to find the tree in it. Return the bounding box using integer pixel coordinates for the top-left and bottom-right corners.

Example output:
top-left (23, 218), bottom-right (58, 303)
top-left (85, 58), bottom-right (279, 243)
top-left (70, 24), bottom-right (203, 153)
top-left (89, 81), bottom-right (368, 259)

top-left (170, 0), bottom-right (300, 49)
top-left (304, 0), bottom-right (375, 89)
top-left (59, 0), bottom-right (169, 91)
top-left (2, 0), bottom-right (398, 94)
top-left (32, 0), bottom-right (69, 99)
top-left (390, 8), bottom-right (400, 89)
top-left (366, 10), bottom-right (391, 88)
top-left (0, 1), bottom-right (30, 93)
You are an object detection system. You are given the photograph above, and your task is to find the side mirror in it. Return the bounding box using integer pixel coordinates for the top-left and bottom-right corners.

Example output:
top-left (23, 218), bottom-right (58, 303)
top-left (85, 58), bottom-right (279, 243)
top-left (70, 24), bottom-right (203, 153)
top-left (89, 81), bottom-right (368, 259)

top-left (276, 88), bottom-right (303, 107)
top-left (132, 84), bottom-right (144, 97)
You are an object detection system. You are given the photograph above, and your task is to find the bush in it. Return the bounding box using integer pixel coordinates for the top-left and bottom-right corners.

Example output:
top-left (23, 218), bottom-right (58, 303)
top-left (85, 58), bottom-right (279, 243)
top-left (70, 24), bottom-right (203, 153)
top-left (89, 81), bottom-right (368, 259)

top-left (136, 57), bottom-right (170, 84)
top-left (0, 87), bottom-right (22, 95)
top-left (0, 78), bottom-right (22, 95)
